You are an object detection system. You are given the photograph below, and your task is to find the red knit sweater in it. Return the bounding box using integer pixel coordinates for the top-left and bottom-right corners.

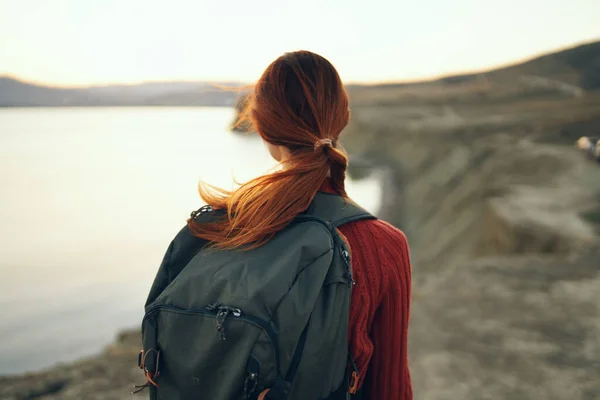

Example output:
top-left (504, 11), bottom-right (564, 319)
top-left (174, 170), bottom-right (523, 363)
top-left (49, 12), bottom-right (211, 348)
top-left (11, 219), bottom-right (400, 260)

top-left (320, 181), bottom-right (413, 399)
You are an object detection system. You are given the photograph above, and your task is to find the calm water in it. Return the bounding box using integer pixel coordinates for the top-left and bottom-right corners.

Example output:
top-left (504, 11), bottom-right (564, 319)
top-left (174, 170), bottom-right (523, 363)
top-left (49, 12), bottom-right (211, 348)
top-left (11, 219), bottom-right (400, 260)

top-left (0, 107), bottom-right (381, 375)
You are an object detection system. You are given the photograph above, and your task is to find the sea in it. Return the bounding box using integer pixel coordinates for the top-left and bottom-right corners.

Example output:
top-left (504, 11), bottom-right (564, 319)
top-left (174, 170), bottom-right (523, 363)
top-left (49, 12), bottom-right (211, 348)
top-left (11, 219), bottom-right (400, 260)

top-left (0, 107), bottom-right (381, 375)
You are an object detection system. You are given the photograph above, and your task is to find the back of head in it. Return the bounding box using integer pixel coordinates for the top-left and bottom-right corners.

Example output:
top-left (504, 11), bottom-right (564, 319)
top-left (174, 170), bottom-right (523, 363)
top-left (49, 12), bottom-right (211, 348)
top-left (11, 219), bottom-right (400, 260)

top-left (189, 50), bottom-right (351, 249)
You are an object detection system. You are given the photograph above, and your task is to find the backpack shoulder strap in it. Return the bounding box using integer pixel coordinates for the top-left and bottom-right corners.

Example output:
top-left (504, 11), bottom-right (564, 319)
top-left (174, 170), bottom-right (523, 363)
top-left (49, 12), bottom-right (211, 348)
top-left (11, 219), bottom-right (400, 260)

top-left (304, 192), bottom-right (376, 227)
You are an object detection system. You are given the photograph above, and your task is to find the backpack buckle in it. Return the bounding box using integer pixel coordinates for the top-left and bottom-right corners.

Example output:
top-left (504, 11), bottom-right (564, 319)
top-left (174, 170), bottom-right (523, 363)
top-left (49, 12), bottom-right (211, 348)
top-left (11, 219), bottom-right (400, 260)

top-left (133, 348), bottom-right (161, 394)
top-left (137, 349), bottom-right (144, 369)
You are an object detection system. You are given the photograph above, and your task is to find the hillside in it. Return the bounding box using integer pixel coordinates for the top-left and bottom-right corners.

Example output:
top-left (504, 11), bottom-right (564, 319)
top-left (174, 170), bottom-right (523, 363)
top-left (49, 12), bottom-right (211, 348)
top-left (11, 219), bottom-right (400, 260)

top-left (488, 40), bottom-right (600, 89)
top-left (340, 94), bottom-right (600, 399)
top-left (348, 40), bottom-right (600, 108)
top-left (429, 40), bottom-right (600, 88)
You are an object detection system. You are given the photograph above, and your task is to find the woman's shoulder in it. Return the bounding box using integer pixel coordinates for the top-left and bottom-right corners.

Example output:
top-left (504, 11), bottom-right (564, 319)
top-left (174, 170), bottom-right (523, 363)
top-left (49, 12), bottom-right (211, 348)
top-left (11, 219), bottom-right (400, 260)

top-left (340, 217), bottom-right (411, 294)
top-left (341, 217), bottom-right (408, 247)
top-left (338, 217), bottom-right (411, 271)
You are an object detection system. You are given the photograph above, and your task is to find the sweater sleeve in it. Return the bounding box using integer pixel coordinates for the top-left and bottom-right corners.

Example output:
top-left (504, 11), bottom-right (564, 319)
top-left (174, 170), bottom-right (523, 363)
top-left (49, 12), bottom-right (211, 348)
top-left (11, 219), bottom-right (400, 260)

top-left (365, 223), bottom-right (413, 399)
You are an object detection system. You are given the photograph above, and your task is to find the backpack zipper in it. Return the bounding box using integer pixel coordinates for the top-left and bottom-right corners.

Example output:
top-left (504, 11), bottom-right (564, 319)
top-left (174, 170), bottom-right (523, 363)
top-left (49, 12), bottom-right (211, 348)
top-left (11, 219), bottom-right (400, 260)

top-left (142, 303), bottom-right (281, 376)
top-left (206, 303), bottom-right (242, 340)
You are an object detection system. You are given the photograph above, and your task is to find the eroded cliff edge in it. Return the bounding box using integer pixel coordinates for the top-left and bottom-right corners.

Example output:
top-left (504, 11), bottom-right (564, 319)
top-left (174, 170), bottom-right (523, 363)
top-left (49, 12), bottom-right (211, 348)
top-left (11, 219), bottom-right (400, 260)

top-left (342, 82), bottom-right (600, 399)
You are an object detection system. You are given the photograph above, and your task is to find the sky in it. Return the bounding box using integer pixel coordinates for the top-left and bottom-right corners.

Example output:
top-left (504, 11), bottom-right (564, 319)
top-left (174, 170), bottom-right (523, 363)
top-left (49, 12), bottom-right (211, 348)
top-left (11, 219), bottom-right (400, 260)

top-left (0, 0), bottom-right (599, 87)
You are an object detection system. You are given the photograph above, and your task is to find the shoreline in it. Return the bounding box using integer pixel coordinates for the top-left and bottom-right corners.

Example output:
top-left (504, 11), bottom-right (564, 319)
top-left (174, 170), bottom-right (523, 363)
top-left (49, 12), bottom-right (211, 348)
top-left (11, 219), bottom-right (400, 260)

top-left (0, 155), bottom-right (390, 394)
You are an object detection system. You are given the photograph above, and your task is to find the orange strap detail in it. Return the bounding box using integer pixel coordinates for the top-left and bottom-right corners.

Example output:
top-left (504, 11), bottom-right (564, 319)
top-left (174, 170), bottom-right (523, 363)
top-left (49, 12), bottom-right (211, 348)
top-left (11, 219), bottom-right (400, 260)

top-left (257, 389), bottom-right (270, 400)
top-left (348, 371), bottom-right (359, 395)
top-left (145, 370), bottom-right (160, 388)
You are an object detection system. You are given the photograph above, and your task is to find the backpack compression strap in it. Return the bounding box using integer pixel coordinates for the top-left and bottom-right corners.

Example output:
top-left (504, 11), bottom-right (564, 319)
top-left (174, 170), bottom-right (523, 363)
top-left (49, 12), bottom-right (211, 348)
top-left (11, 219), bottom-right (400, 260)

top-left (302, 192), bottom-right (375, 399)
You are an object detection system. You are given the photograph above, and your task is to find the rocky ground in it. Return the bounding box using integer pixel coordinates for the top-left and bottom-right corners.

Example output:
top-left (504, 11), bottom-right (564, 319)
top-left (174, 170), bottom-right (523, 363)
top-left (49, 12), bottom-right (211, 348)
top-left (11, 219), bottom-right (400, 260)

top-left (3, 43), bottom-right (600, 399)
top-left (0, 331), bottom-right (142, 400)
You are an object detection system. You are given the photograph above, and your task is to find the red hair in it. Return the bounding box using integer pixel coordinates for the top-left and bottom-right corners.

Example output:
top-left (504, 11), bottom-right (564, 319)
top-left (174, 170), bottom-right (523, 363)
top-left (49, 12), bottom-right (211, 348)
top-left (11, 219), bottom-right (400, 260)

top-left (188, 51), bottom-right (350, 249)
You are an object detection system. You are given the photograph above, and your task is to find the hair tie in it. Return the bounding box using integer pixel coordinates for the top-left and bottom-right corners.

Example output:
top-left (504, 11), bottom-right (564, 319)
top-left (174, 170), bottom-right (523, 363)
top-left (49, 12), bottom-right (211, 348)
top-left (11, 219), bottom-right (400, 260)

top-left (314, 138), bottom-right (334, 151)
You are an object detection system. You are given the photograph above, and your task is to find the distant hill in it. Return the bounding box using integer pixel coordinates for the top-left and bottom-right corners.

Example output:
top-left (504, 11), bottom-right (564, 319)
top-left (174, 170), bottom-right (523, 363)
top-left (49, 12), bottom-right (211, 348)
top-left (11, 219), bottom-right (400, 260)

top-left (0, 78), bottom-right (241, 107)
top-left (480, 40), bottom-right (600, 90)
top-left (0, 77), bottom-right (98, 107)
top-left (345, 40), bottom-right (600, 107)
top-left (363, 40), bottom-right (600, 91)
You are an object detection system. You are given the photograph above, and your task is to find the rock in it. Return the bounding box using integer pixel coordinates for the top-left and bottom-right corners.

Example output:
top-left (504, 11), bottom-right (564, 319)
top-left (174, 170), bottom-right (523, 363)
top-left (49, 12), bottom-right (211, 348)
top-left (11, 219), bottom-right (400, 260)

top-left (230, 92), bottom-right (253, 133)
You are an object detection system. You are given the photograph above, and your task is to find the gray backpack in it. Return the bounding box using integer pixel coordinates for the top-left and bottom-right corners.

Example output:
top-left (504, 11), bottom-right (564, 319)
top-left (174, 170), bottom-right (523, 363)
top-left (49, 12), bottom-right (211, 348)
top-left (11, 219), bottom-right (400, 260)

top-left (136, 192), bottom-right (375, 400)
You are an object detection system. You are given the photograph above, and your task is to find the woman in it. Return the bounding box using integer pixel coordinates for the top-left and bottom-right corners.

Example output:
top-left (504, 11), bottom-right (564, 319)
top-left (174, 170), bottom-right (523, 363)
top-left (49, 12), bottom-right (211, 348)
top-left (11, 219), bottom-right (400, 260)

top-left (141, 51), bottom-right (412, 400)
top-left (199, 51), bottom-right (412, 399)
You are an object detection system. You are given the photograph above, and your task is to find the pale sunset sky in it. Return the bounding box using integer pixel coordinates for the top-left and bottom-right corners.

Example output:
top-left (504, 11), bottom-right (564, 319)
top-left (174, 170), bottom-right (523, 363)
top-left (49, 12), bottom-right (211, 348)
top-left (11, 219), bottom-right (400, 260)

top-left (0, 0), bottom-right (599, 87)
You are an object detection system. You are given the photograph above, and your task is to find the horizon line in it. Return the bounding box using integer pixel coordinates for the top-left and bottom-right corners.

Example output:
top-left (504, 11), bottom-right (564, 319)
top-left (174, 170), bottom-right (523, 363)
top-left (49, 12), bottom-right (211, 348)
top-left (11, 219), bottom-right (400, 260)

top-left (3, 37), bottom-right (598, 89)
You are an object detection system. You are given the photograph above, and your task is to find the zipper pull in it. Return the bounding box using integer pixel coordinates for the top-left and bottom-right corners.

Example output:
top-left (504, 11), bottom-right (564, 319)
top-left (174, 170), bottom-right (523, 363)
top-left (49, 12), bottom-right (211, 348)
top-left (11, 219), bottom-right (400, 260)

top-left (341, 249), bottom-right (354, 286)
top-left (210, 304), bottom-right (242, 340)
top-left (221, 305), bottom-right (242, 316)
top-left (341, 249), bottom-right (350, 264)
top-left (243, 372), bottom-right (258, 399)
top-left (216, 309), bottom-right (230, 340)
top-left (190, 205), bottom-right (213, 220)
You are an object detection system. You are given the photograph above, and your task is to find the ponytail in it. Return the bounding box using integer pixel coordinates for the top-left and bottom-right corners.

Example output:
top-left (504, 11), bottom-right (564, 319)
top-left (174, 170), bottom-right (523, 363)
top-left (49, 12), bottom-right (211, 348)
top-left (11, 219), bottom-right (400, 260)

top-left (188, 50), bottom-right (350, 250)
